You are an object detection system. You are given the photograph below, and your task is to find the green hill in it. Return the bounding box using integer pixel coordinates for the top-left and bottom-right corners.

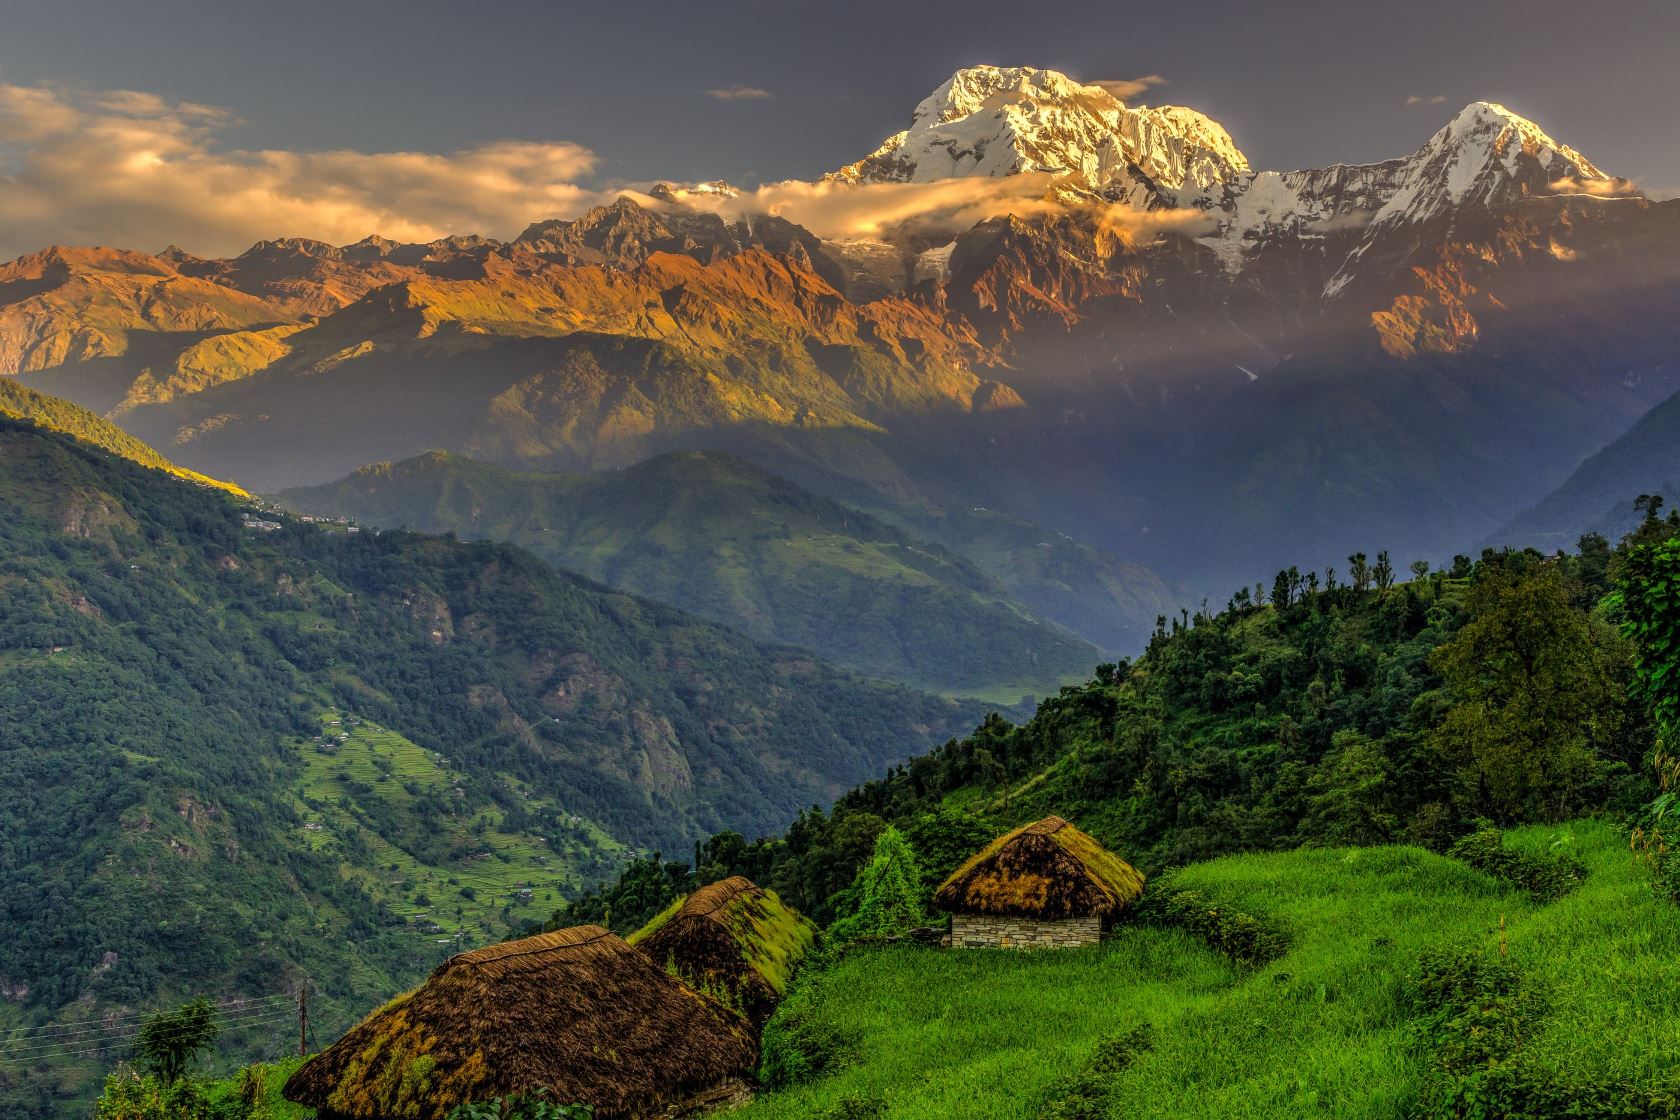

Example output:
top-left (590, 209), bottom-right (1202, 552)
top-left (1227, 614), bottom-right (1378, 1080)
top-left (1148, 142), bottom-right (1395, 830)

top-left (0, 377), bottom-right (246, 495)
top-left (740, 822), bottom-right (1677, 1119)
top-left (0, 420), bottom-right (976, 1118)
top-left (280, 451), bottom-right (1102, 701)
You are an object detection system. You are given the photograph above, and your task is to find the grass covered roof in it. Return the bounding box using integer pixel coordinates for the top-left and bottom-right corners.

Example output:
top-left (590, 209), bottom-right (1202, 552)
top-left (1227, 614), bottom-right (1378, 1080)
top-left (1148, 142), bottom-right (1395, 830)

top-left (632, 875), bottom-right (816, 1028)
top-left (282, 925), bottom-right (755, 1120)
top-left (933, 815), bottom-right (1145, 920)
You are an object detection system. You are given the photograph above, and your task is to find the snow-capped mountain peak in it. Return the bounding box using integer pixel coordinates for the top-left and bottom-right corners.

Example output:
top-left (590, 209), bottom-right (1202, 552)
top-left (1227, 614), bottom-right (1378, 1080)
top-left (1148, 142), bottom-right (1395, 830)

top-left (1371, 100), bottom-right (1606, 224)
top-left (828, 65), bottom-right (1250, 205)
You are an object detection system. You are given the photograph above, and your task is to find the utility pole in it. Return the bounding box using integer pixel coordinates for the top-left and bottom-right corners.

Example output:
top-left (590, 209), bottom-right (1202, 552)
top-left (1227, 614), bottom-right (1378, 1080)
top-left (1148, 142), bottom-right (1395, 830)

top-left (298, 984), bottom-right (309, 1058)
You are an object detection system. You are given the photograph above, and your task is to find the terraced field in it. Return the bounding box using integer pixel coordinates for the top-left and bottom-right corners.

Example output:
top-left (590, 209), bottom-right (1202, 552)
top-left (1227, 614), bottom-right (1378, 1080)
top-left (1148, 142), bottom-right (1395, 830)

top-left (289, 711), bottom-right (626, 943)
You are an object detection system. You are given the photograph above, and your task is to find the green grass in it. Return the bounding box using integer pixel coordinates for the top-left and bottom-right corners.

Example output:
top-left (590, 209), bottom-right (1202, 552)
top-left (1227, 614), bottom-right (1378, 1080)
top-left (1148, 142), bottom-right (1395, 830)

top-left (290, 711), bottom-right (625, 942)
top-left (741, 821), bottom-right (1680, 1119)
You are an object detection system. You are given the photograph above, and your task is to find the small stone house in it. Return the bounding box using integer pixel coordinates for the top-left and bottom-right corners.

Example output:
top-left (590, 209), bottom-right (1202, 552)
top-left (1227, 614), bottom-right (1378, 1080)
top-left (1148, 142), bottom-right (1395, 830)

top-left (933, 815), bottom-right (1145, 949)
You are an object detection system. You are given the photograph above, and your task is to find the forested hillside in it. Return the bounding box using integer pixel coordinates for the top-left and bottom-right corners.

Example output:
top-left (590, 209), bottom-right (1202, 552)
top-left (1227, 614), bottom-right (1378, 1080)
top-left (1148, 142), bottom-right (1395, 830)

top-left (281, 450), bottom-right (1104, 699)
top-left (0, 420), bottom-right (974, 1118)
top-left (561, 533), bottom-right (1657, 930)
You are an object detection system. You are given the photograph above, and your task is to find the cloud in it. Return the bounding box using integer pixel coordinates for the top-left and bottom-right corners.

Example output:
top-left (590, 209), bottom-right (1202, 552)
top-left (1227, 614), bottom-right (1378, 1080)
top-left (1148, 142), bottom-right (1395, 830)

top-left (662, 171), bottom-right (1213, 245)
top-left (706, 85), bottom-right (772, 101)
top-left (1547, 174), bottom-right (1644, 198)
top-left (0, 82), bottom-right (623, 258)
top-left (1090, 75), bottom-right (1168, 102)
top-left (1405, 95), bottom-right (1448, 107)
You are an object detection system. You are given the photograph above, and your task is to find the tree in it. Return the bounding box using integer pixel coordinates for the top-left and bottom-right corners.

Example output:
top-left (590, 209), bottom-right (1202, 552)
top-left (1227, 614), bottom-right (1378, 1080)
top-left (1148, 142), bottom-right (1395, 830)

top-left (1374, 551), bottom-right (1395, 593)
top-left (825, 826), bottom-right (925, 948)
top-left (1298, 732), bottom-right (1397, 845)
top-left (1349, 553), bottom-right (1371, 593)
top-left (1429, 563), bottom-right (1618, 822)
top-left (134, 998), bottom-right (219, 1087)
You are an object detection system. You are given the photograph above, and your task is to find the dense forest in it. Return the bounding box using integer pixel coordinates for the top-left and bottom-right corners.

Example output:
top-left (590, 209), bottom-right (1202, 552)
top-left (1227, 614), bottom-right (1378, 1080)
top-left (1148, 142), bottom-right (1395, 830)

top-left (557, 519), bottom-right (1673, 933)
top-left (0, 419), bottom-right (976, 1118)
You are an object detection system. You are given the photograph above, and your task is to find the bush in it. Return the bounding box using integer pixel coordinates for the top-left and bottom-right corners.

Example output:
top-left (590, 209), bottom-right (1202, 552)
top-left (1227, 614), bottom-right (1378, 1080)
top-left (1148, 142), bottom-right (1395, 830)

top-left (93, 1067), bottom-right (216, 1120)
top-left (821, 1094), bottom-right (887, 1120)
top-left (446, 1092), bottom-right (593, 1120)
top-left (1409, 946), bottom-right (1680, 1118)
top-left (758, 1003), bottom-right (861, 1089)
top-left (1133, 881), bottom-right (1289, 967)
top-left (1037, 1025), bottom-right (1155, 1120)
top-left (1448, 826), bottom-right (1585, 902)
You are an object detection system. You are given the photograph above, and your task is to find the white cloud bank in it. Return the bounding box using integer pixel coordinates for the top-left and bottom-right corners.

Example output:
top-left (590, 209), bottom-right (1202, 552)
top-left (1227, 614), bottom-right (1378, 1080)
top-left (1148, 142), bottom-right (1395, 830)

top-left (0, 83), bottom-right (623, 258)
top-left (0, 81), bottom-right (1214, 261)
top-left (663, 172), bottom-right (1214, 245)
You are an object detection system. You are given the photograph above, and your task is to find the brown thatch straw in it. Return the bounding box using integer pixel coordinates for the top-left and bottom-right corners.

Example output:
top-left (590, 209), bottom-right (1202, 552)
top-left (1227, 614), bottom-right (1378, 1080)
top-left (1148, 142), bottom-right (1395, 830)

top-left (933, 815), bottom-right (1146, 920)
top-left (282, 925), bottom-right (755, 1120)
top-left (632, 876), bottom-right (815, 1029)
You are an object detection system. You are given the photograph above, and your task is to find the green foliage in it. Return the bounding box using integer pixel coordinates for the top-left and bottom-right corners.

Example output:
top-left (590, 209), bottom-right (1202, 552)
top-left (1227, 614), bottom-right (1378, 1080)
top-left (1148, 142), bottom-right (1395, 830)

top-left (550, 855), bottom-right (697, 936)
top-left (1036, 1025), bottom-right (1155, 1120)
top-left (1614, 536), bottom-right (1680, 736)
top-left (819, 1094), bottom-right (887, 1120)
top-left (445, 1090), bottom-right (594, 1120)
top-left (92, 1066), bottom-right (215, 1120)
top-left (825, 827), bottom-right (925, 949)
top-left (584, 541), bottom-right (1650, 952)
top-left (1430, 562), bottom-right (1627, 823)
top-left (739, 823), bottom-right (1680, 1120)
top-left (1133, 880), bottom-right (1289, 968)
top-left (0, 420), bottom-right (973, 1116)
top-left (134, 999), bottom-right (219, 1087)
top-left (1448, 826), bottom-right (1585, 902)
top-left (758, 996), bottom-right (862, 1090)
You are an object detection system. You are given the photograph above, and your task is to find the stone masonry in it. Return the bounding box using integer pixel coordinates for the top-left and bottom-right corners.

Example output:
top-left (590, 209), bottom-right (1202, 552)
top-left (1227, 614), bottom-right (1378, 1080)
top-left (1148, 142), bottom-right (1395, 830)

top-left (949, 913), bottom-right (1102, 949)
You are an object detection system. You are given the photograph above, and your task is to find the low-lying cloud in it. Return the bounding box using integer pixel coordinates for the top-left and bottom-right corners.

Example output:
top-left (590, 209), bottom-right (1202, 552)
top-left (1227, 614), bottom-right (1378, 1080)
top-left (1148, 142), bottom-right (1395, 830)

top-left (664, 172), bottom-right (1214, 245)
top-left (0, 82), bottom-right (625, 258)
top-left (1091, 75), bottom-right (1169, 102)
top-left (1547, 174), bottom-right (1644, 198)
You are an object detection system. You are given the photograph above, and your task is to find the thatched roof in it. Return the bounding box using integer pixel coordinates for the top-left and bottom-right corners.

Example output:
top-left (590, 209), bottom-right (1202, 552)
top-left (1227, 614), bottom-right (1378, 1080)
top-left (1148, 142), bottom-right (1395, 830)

top-left (282, 925), bottom-right (756, 1120)
top-left (631, 876), bottom-right (815, 1028)
top-left (933, 816), bottom-right (1145, 920)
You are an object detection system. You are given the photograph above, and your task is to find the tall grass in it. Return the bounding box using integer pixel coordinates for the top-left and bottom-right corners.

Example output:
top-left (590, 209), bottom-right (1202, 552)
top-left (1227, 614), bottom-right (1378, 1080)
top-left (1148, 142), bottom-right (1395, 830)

top-left (739, 820), bottom-right (1678, 1119)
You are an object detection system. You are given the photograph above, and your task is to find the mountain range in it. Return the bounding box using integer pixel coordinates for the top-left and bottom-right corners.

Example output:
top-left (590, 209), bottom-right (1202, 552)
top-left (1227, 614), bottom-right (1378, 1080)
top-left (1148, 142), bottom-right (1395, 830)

top-left (278, 449), bottom-right (1108, 699)
top-left (2, 63), bottom-right (1676, 609)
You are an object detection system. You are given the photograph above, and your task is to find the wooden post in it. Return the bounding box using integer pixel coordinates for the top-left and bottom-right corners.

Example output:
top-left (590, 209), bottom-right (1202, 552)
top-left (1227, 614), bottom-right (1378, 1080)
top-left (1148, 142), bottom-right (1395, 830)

top-left (299, 985), bottom-right (309, 1058)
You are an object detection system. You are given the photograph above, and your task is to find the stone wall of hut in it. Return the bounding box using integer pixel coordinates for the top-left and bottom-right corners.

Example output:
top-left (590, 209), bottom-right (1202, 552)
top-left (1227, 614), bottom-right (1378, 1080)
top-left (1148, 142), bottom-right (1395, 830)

top-left (948, 914), bottom-right (1102, 949)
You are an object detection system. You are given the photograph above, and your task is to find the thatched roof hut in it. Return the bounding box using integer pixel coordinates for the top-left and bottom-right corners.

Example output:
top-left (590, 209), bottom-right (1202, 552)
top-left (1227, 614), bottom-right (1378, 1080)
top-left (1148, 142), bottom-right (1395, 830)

top-left (934, 816), bottom-right (1144, 944)
top-left (631, 876), bottom-right (815, 1028)
top-left (282, 925), bottom-right (756, 1120)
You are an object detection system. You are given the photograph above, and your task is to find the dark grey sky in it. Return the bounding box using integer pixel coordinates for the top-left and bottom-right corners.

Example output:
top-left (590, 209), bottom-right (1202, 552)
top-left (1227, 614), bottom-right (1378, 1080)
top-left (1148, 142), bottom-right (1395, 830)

top-left (3, 0), bottom-right (1678, 187)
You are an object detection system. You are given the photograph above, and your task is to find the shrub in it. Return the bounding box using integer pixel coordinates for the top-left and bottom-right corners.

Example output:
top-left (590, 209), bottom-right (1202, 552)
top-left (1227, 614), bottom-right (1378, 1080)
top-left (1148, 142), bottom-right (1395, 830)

top-left (821, 1094), bottom-right (887, 1119)
top-left (1037, 1025), bottom-right (1155, 1120)
top-left (93, 1066), bottom-right (215, 1120)
top-left (758, 1003), bottom-right (861, 1089)
top-left (1448, 826), bottom-right (1585, 902)
top-left (1133, 881), bottom-right (1289, 968)
top-left (445, 1091), bottom-right (593, 1120)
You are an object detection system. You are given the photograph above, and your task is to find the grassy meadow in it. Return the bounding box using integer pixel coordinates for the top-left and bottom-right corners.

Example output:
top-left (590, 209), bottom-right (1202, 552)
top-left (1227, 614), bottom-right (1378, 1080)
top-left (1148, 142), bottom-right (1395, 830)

top-left (741, 821), bottom-right (1679, 1119)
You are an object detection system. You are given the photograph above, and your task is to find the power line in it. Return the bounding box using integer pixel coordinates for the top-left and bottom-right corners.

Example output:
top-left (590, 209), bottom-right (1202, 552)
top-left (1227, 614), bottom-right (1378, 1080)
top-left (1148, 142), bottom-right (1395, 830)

top-left (0, 994), bottom-right (292, 1036)
top-left (0, 1006), bottom-right (297, 1060)
top-left (0, 1012), bottom-right (296, 1066)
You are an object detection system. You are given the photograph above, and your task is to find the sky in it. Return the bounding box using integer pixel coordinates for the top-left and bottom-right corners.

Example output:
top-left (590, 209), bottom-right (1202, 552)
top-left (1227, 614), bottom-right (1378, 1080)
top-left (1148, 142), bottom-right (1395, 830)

top-left (0, 0), bottom-right (1676, 255)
